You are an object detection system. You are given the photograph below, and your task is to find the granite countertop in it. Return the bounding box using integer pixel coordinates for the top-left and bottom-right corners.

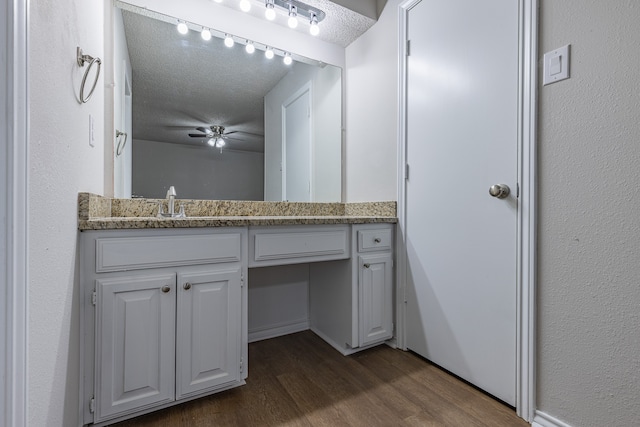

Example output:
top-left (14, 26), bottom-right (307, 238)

top-left (78, 193), bottom-right (397, 231)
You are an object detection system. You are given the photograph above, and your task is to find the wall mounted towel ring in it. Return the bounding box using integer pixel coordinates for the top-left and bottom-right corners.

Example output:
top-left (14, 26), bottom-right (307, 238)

top-left (115, 130), bottom-right (128, 157)
top-left (76, 47), bottom-right (102, 104)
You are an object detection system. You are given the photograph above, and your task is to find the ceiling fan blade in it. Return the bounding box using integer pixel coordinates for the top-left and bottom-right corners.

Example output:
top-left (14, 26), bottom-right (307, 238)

top-left (196, 126), bottom-right (213, 135)
top-left (188, 133), bottom-right (208, 138)
top-left (224, 130), bottom-right (264, 137)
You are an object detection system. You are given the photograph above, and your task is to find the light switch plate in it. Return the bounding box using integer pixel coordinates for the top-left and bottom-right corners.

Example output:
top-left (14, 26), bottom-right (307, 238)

top-left (543, 44), bottom-right (570, 86)
top-left (89, 114), bottom-right (95, 147)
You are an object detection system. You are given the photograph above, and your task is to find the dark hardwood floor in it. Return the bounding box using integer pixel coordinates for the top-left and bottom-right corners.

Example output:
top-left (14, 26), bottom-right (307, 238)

top-left (111, 331), bottom-right (528, 427)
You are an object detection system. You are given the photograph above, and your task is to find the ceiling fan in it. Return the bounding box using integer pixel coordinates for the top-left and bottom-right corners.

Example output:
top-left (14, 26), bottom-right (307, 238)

top-left (188, 125), bottom-right (239, 148)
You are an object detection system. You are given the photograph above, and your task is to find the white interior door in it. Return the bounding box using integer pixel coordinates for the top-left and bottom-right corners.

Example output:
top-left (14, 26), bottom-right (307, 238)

top-left (404, 0), bottom-right (519, 405)
top-left (283, 85), bottom-right (311, 202)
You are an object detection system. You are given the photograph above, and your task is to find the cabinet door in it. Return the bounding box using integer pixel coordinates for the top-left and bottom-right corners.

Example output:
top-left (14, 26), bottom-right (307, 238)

top-left (358, 254), bottom-right (393, 347)
top-left (176, 267), bottom-right (242, 399)
top-left (95, 274), bottom-right (176, 422)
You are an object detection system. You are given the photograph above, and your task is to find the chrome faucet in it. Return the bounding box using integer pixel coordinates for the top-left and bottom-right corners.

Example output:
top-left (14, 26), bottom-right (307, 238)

top-left (166, 186), bottom-right (177, 215)
top-left (156, 186), bottom-right (185, 218)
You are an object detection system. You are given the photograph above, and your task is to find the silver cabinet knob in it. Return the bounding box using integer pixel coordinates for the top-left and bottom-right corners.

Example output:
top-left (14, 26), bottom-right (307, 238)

top-left (374, 238), bottom-right (382, 243)
top-left (183, 282), bottom-right (192, 290)
top-left (363, 263), bottom-right (371, 269)
top-left (489, 184), bottom-right (510, 199)
top-left (161, 285), bottom-right (171, 293)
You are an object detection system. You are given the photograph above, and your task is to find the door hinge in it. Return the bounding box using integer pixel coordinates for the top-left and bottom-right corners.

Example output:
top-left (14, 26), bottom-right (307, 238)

top-left (406, 40), bottom-right (411, 56)
top-left (89, 397), bottom-right (95, 414)
top-left (241, 273), bottom-right (244, 287)
top-left (405, 164), bottom-right (410, 180)
top-left (91, 291), bottom-right (97, 306)
top-left (240, 356), bottom-right (244, 373)
top-left (517, 182), bottom-right (520, 198)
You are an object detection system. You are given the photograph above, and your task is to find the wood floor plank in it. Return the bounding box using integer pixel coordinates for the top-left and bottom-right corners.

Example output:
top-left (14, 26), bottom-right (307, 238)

top-left (373, 347), bottom-right (527, 427)
top-left (110, 331), bottom-right (527, 427)
top-left (353, 350), bottom-right (487, 427)
top-left (276, 371), bottom-right (349, 427)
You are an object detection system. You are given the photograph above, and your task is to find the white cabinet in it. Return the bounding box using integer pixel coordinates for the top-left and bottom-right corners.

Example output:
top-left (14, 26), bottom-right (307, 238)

top-left (309, 224), bottom-right (394, 355)
top-left (80, 228), bottom-right (247, 426)
top-left (358, 253), bottom-right (393, 347)
top-left (80, 223), bottom-right (395, 425)
top-left (176, 269), bottom-right (242, 399)
top-left (96, 274), bottom-right (176, 420)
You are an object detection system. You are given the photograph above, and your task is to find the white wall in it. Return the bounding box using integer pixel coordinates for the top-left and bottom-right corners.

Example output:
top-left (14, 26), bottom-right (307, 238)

top-left (536, 1), bottom-right (640, 426)
top-left (264, 63), bottom-right (342, 201)
top-left (132, 139), bottom-right (264, 200)
top-left (248, 265), bottom-right (310, 342)
top-left (344, 0), bottom-right (400, 202)
top-left (312, 65), bottom-right (342, 202)
top-left (28, 0), bottom-right (105, 426)
top-left (0, 1), bottom-right (7, 422)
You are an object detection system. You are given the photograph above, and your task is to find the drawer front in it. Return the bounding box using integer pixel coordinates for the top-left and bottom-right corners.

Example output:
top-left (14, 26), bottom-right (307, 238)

top-left (250, 226), bottom-right (349, 267)
top-left (358, 228), bottom-right (392, 252)
top-left (96, 233), bottom-right (241, 272)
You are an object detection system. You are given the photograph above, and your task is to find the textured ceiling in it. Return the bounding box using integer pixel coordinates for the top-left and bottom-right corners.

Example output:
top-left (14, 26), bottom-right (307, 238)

top-left (123, 10), bottom-right (291, 152)
top-left (121, 1), bottom-right (377, 153)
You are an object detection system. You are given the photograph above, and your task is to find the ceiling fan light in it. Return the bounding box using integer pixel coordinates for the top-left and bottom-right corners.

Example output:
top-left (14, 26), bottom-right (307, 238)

top-left (177, 21), bottom-right (189, 35)
top-left (224, 34), bottom-right (234, 48)
top-left (201, 28), bottom-right (212, 41)
top-left (216, 137), bottom-right (226, 148)
top-left (207, 138), bottom-right (216, 146)
top-left (265, 47), bottom-right (274, 59)
top-left (245, 41), bottom-right (255, 54)
top-left (239, 0), bottom-right (251, 12)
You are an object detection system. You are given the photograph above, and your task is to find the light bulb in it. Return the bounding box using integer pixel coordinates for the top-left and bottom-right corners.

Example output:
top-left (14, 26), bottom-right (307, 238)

top-left (288, 5), bottom-right (298, 28)
top-left (224, 34), bottom-right (234, 48)
top-left (201, 28), bottom-right (212, 41)
top-left (207, 138), bottom-right (216, 146)
top-left (265, 47), bottom-right (274, 59)
top-left (245, 41), bottom-right (255, 54)
top-left (309, 16), bottom-right (319, 36)
top-left (177, 22), bottom-right (188, 35)
top-left (239, 0), bottom-right (251, 12)
top-left (283, 53), bottom-right (292, 65)
top-left (265, 6), bottom-right (276, 20)
top-left (216, 138), bottom-right (226, 147)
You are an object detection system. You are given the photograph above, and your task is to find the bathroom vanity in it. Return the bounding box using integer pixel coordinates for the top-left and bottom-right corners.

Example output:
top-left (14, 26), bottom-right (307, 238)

top-left (78, 194), bottom-right (396, 426)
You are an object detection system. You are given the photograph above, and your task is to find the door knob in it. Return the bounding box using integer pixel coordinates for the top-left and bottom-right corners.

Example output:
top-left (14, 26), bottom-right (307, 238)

top-left (161, 285), bottom-right (171, 293)
top-left (489, 184), bottom-right (510, 199)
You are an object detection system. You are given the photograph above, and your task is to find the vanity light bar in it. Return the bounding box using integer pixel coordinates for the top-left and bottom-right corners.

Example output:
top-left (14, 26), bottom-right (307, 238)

top-left (115, 1), bottom-right (321, 66)
top-left (263, 0), bottom-right (326, 24)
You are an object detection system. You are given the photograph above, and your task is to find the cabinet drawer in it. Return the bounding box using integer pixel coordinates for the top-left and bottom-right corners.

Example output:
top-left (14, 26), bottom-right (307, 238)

top-left (96, 233), bottom-right (241, 272)
top-left (250, 226), bottom-right (349, 267)
top-left (358, 228), bottom-right (392, 252)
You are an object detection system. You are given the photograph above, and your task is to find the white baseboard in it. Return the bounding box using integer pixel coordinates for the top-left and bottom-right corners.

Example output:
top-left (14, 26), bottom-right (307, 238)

top-left (248, 319), bottom-right (309, 343)
top-left (533, 410), bottom-right (573, 427)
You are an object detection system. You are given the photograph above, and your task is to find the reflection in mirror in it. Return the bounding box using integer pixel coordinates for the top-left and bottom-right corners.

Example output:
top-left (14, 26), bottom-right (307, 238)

top-left (112, 3), bottom-right (342, 202)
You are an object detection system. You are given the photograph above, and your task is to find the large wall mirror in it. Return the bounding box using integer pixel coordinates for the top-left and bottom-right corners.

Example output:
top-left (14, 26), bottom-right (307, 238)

top-left (112, 1), bottom-right (342, 202)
